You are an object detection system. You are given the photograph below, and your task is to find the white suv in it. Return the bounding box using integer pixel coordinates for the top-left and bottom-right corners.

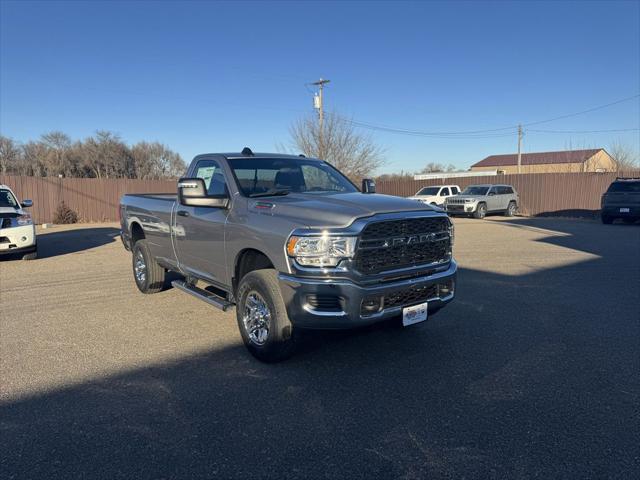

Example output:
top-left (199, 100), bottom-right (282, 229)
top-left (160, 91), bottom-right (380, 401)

top-left (409, 185), bottom-right (461, 206)
top-left (0, 184), bottom-right (37, 260)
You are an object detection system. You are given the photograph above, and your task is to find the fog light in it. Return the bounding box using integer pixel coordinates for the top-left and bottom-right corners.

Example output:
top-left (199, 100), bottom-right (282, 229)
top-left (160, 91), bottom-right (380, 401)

top-left (361, 296), bottom-right (382, 314)
top-left (438, 281), bottom-right (454, 297)
top-left (21, 236), bottom-right (27, 242)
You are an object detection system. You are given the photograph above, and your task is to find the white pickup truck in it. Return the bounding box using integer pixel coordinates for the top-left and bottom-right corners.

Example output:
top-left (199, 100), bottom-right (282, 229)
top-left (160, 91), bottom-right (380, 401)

top-left (409, 185), bottom-right (461, 206)
top-left (0, 184), bottom-right (37, 260)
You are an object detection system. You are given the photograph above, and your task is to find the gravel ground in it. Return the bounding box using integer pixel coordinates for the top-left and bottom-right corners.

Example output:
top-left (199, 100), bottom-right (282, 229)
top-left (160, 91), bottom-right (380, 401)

top-left (1, 217), bottom-right (639, 479)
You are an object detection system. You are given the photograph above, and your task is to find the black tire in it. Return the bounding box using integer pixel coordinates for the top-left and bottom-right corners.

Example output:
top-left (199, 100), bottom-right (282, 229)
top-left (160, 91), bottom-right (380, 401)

top-left (22, 245), bottom-right (37, 260)
top-left (473, 203), bottom-right (487, 219)
top-left (236, 269), bottom-right (296, 363)
top-left (601, 215), bottom-right (614, 225)
top-left (504, 201), bottom-right (517, 217)
top-left (132, 239), bottom-right (165, 294)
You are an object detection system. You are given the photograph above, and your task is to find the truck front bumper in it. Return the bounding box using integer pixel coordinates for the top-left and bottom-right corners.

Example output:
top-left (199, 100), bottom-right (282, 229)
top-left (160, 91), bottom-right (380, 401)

top-left (278, 260), bottom-right (457, 329)
top-left (0, 224), bottom-right (36, 256)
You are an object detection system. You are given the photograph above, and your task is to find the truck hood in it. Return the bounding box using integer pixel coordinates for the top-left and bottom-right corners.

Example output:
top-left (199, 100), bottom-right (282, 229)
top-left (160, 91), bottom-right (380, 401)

top-left (0, 206), bottom-right (24, 216)
top-left (263, 192), bottom-right (437, 228)
top-left (408, 195), bottom-right (436, 202)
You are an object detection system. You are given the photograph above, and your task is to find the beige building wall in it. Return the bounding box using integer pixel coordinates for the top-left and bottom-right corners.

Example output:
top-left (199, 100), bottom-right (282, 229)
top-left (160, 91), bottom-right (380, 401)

top-left (470, 150), bottom-right (618, 174)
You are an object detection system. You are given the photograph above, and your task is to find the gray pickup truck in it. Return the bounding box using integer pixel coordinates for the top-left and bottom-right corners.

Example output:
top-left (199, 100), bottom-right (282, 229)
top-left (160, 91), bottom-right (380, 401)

top-left (120, 149), bottom-right (456, 361)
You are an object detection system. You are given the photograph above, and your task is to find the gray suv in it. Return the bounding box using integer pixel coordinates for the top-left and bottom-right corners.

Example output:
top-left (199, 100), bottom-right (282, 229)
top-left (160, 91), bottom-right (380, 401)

top-left (445, 184), bottom-right (518, 219)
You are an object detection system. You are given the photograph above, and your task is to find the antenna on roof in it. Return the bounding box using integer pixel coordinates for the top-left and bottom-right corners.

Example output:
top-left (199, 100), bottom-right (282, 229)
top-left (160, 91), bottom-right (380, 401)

top-left (241, 147), bottom-right (254, 156)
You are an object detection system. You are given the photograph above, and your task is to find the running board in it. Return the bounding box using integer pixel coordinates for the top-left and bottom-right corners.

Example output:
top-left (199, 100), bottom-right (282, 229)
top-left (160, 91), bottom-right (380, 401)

top-left (171, 280), bottom-right (234, 312)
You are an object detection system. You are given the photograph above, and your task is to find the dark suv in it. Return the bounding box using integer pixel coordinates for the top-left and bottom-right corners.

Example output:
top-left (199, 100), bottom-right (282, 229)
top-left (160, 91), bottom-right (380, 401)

top-left (601, 177), bottom-right (640, 224)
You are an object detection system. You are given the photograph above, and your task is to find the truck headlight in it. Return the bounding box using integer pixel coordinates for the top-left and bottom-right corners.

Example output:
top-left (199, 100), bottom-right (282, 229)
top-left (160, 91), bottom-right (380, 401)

top-left (17, 213), bottom-right (33, 226)
top-left (287, 234), bottom-right (357, 267)
top-left (464, 199), bottom-right (474, 203)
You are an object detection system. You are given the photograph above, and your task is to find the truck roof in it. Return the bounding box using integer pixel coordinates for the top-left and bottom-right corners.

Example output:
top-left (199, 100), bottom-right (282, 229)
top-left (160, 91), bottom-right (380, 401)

top-left (194, 152), bottom-right (321, 161)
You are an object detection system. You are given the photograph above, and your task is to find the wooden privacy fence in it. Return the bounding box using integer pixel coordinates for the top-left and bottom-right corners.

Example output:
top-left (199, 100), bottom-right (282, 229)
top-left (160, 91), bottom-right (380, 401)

top-left (376, 170), bottom-right (640, 216)
top-left (2, 171), bottom-right (639, 223)
top-left (0, 175), bottom-right (176, 224)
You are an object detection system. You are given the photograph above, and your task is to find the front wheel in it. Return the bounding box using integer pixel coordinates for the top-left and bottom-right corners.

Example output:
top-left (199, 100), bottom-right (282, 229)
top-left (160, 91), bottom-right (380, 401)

top-left (236, 269), bottom-right (296, 362)
top-left (473, 203), bottom-right (487, 219)
top-left (22, 245), bottom-right (37, 260)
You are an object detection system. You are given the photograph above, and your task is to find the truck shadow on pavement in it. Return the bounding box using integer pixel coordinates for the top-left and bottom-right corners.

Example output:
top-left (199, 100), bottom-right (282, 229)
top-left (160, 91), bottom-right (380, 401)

top-left (36, 227), bottom-right (121, 259)
top-left (1, 219), bottom-right (638, 479)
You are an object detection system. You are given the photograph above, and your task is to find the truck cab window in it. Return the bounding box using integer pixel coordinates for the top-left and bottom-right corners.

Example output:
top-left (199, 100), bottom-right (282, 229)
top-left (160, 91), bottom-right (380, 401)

top-left (194, 160), bottom-right (228, 196)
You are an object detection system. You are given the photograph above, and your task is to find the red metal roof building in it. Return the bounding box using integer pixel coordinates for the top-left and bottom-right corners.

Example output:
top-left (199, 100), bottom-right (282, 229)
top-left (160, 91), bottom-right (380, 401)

top-left (471, 148), bottom-right (617, 174)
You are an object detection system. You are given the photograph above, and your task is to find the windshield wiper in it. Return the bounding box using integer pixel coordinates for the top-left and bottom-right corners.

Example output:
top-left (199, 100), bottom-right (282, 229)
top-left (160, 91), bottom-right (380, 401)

top-left (249, 188), bottom-right (291, 198)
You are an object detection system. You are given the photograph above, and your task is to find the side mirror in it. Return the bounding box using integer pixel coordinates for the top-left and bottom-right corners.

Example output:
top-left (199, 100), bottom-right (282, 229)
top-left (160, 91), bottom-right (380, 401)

top-left (178, 178), bottom-right (229, 208)
top-left (362, 178), bottom-right (376, 194)
top-left (488, 192), bottom-right (495, 196)
top-left (21, 199), bottom-right (33, 208)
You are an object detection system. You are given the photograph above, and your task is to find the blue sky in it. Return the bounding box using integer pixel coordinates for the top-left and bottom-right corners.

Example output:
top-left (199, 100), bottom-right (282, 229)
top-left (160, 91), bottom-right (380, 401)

top-left (1, 0), bottom-right (639, 173)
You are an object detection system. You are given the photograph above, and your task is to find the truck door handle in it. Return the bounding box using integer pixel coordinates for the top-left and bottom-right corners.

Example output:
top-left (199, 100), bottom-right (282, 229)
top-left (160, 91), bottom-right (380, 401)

top-left (177, 210), bottom-right (190, 217)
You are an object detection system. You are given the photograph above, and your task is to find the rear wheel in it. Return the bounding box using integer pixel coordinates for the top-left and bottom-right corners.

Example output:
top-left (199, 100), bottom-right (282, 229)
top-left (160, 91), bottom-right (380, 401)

top-left (236, 269), bottom-right (296, 362)
top-left (473, 203), bottom-right (487, 219)
top-left (132, 239), bottom-right (165, 293)
top-left (504, 201), bottom-right (517, 217)
top-left (601, 215), bottom-right (614, 225)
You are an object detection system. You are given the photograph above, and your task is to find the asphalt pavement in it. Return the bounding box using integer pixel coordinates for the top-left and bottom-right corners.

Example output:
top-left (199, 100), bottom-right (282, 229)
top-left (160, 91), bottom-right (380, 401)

top-left (1, 217), bottom-right (639, 479)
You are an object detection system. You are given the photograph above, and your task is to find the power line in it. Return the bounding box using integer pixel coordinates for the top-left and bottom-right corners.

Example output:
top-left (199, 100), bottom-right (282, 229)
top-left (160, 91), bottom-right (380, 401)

top-left (528, 128), bottom-right (640, 134)
top-left (347, 93), bottom-right (640, 137)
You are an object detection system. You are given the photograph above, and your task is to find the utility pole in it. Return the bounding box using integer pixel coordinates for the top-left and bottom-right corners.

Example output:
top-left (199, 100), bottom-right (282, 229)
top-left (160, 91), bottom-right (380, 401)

top-left (517, 124), bottom-right (523, 174)
top-left (312, 78), bottom-right (330, 129)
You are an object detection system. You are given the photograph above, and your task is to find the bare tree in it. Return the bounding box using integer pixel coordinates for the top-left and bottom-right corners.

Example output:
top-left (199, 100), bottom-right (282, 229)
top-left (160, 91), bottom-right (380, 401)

top-left (0, 136), bottom-right (22, 174)
top-left (0, 131), bottom-right (185, 179)
top-left (131, 141), bottom-right (186, 179)
top-left (419, 162), bottom-right (457, 174)
top-left (609, 141), bottom-right (640, 171)
top-left (288, 112), bottom-right (384, 180)
top-left (40, 131), bottom-right (72, 176)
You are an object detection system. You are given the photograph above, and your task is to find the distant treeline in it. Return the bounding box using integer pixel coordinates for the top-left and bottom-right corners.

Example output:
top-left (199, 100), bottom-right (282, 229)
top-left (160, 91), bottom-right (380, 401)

top-left (0, 131), bottom-right (186, 179)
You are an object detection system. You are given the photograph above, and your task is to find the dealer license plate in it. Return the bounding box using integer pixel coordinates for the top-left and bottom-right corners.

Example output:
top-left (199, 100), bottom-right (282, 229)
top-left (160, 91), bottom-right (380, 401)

top-left (403, 302), bottom-right (428, 327)
top-left (620, 208), bottom-right (630, 213)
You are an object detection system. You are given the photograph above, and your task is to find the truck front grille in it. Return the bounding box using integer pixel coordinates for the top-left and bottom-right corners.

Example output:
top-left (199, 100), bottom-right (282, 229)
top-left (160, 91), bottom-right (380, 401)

top-left (353, 217), bottom-right (451, 275)
top-left (360, 279), bottom-right (454, 316)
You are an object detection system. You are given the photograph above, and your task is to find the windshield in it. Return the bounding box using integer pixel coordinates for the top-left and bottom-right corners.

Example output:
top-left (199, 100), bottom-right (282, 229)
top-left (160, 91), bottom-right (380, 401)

top-left (461, 186), bottom-right (490, 195)
top-left (228, 158), bottom-right (358, 196)
top-left (608, 181), bottom-right (640, 193)
top-left (416, 187), bottom-right (439, 196)
top-left (0, 189), bottom-right (19, 208)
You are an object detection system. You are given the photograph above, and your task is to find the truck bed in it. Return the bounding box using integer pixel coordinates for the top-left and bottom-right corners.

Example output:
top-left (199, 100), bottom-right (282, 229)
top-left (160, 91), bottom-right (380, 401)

top-left (123, 193), bottom-right (176, 201)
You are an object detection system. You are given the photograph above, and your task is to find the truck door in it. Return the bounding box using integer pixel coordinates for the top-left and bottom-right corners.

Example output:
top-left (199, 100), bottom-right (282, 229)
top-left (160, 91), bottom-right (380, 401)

top-left (173, 158), bottom-right (229, 284)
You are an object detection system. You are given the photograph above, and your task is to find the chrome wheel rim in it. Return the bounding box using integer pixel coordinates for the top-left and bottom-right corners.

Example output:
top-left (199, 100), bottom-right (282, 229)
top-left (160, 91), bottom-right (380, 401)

top-left (243, 291), bottom-right (271, 345)
top-left (134, 250), bottom-right (147, 283)
top-left (509, 204), bottom-right (515, 215)
top-left (479, 205), bottom-right (486, 217)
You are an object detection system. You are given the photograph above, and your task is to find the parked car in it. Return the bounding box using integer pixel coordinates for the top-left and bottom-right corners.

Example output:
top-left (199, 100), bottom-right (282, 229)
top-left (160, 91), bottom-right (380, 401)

top-left (0, 184), bottom-right (37, 260)
top-left (445, 184), bottom-right (518, 219)
top-left (120, 149), bottom-right (457, 362)
top-left (409, 185), bottom-right (460, 206)
top-left (601, 177), bottom-right (640, 224)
